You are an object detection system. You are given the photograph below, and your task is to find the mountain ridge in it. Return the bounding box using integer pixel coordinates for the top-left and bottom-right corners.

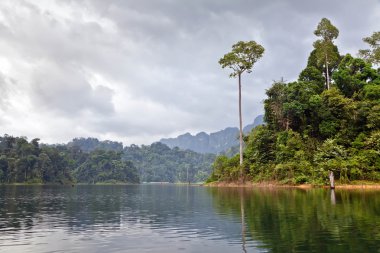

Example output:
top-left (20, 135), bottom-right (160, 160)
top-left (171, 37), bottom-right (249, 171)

top-left (160, 115), bottom-right (264, 154)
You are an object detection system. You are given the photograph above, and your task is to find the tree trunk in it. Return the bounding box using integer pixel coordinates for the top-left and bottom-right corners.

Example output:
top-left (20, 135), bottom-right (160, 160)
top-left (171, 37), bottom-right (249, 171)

top-left (329, 171), bottom-right (335, 189)
top-left (325, 54), bottom-right (330, 90)
top-left (285, 117), bottom-right (289, 130)
top-left (238, 73), bottom-right (243, 180)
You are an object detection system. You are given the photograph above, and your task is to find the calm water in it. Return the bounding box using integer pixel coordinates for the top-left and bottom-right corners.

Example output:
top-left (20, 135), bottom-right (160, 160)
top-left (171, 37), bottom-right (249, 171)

top-left (0, 185), bottom-right (379, 253)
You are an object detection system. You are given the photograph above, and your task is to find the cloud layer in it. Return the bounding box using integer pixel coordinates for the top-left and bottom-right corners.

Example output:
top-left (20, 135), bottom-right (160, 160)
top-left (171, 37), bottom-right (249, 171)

top-left (0, 0), bottom-right (378, 145)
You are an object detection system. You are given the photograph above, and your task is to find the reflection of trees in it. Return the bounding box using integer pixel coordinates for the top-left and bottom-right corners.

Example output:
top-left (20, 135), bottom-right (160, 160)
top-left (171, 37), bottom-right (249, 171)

top-left (0, 185), bottom-right (242, 240)
top-left (208, 187), bottom-right (380, 253)
top-left (0, 186), bottom-right (43, 230)
top-left (0, 186), bottom-right (127, 234)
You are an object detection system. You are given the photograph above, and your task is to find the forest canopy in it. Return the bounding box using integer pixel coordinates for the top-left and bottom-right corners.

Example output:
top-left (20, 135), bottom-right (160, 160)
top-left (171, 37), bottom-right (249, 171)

top-left (208, 19), bottom-right (380, 185)
top-left (0, 135), bottom-right (139, 184)
top-left (0, 136), bottom-right (215, 184)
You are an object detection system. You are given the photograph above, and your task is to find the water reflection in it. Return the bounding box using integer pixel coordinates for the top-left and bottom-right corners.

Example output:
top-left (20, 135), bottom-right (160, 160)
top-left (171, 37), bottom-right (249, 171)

top-left (207, 187), bottom-right (380, 253)
top-left (239, 189), bottom-right (247, 253)
top-left (0, 185), bottom-right (379, 253)
top-left (0, 185), bottom-right (246, 253)
top-left (330, 189), bottom-right (336, 205)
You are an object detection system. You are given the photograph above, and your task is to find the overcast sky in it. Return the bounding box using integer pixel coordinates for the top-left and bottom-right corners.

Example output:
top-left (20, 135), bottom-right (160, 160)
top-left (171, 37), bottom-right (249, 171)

top-left (0, 0), bottom-right (379, 145)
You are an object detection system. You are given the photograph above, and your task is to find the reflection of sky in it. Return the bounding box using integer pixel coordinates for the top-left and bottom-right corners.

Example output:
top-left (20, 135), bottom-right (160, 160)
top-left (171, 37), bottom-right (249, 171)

top-left (0, 185), bottom-right (262, 253)
top-left (12, 228), bottom-right (252, 253)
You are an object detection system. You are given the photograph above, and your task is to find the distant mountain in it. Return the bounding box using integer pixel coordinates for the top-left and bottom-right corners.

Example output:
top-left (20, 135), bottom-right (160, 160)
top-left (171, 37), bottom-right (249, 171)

top-left (243, 114), bottom-right (264, 133)
top-left (160, 115), bottom-right (264, 154)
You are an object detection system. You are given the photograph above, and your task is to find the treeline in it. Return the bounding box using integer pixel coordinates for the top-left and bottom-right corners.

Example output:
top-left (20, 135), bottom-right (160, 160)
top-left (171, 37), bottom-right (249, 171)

top-left (0, 136), bottom-right (215, 184)
top-left (208, 19), bottom-right (380, 185)
top-left (68, 137), bottom-right (123, 152)
top-left (0, 135), bottom-right (139, 184)
top-left (123, 142), bottom-right (216, 183)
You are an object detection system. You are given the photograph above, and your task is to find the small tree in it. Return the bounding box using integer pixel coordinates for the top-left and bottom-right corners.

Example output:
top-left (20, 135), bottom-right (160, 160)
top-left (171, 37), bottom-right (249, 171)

top-left (359, 31), bottom-right (380, 65)
top-left (219, 41), bottom-right (264, 180)
top-left (313, 18), bottom-right (339, 90)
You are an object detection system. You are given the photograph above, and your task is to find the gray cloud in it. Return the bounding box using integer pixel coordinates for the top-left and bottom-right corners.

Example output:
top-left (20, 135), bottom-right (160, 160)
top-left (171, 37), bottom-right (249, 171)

top-left (31, 62), bottom-right (115, 116)
top-left (0, 73), bottom-right (9, 109)
top-left (0, 0), bottom-right (378, 145)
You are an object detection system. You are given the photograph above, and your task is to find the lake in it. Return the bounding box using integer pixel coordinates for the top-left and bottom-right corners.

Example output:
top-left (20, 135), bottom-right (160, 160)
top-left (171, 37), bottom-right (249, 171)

top-left (0, 185), bottom-right (379, 253)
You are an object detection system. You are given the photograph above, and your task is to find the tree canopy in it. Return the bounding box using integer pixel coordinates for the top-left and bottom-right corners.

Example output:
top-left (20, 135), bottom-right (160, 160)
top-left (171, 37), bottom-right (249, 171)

top-left (0, 136), bottom-right (215, 184)
top-left (219, 41), bottom-right (264, 77)
top-left (313, 18), bottom-right (340, 90)
top-left (359, 31), bottom-right (380, 65)
top-left (123, 142), bottom-right (215, 183)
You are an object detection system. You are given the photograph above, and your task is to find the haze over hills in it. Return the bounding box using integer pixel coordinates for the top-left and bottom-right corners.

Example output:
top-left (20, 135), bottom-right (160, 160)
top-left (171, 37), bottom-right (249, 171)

top-left (160, 115), bottom-right (264, 154)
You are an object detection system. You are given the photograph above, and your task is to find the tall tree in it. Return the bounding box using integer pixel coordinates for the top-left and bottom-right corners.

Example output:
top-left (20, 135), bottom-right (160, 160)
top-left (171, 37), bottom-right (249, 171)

top-left (359, 31), bottom-right (380, 65)
top-left (219, 41), bottom-right (264, 179)
top-left (313, 18), bottom-right (339, 90)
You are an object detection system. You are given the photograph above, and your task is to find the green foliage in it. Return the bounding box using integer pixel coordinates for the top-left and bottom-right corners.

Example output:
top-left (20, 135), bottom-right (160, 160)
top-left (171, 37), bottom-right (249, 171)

top-left (363, 84), bottom-right (380, 100)
top-left (359, 31), bottom-right (380, 65)
top-left (314, 18), bottom-right (339, 41)
top-left (219, 41), bottom-right (264, 77)
top-left (209, 155), bottom-right (240, 182)
top-left (333, 54), bottom-right (379, 98)
top-left (0, 136), bottom-right (214, 184)
top-left (67, 137), bottom-right (123, 152)
top-left (74, 150), bottom-right (139, 184)
top-left (264, 81), bottom-right (288, 131)
top-left (0, 136), bottom-right (139, 184)
top-left (245, 125), bottom-right (276, 165)
top-left (313, 40), bottom-right (340, 69)
top-left (209, 23), bottom-right (380, 185)
top-left (313, 18), bottom-right (340, 89)
top-left (299, 66), bottom-right (325, 90)
top-left (123, 142), bottom-right (215, 183)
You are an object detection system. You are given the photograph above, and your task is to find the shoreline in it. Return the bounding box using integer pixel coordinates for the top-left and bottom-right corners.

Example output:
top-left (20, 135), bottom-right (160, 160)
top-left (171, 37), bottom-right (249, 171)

top-left (0, 182), bottom-right (139, 186)
top-left (204, 181), bottom-right (380, 190)
top-left (3, 181), bottom-right (380, 190)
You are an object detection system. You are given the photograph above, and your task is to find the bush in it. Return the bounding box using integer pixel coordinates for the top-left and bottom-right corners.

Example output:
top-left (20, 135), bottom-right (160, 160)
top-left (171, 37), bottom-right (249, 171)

top-left (295, 174), bottom-right (309, 184)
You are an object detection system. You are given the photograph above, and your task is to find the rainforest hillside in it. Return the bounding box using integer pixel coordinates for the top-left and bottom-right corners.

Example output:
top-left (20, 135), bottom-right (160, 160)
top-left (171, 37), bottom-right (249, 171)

top-left (0, 136), bottom-right (215, 184)
top-left (208, 24), bottom-right (380, 185)
top-left (0, 135), bottom-right (139, 184)
top-left (123, 142), bottom-right (215, 183)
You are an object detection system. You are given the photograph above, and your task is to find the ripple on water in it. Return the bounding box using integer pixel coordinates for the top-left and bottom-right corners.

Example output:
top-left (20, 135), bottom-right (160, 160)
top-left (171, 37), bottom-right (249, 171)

top-left (0, 185), bottom-right (379, 253)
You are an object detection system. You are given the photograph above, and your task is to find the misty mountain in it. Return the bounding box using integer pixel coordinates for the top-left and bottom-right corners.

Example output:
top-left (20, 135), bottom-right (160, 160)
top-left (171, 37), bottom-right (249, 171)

top-left (160, 115), bottom-right (264, 154)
